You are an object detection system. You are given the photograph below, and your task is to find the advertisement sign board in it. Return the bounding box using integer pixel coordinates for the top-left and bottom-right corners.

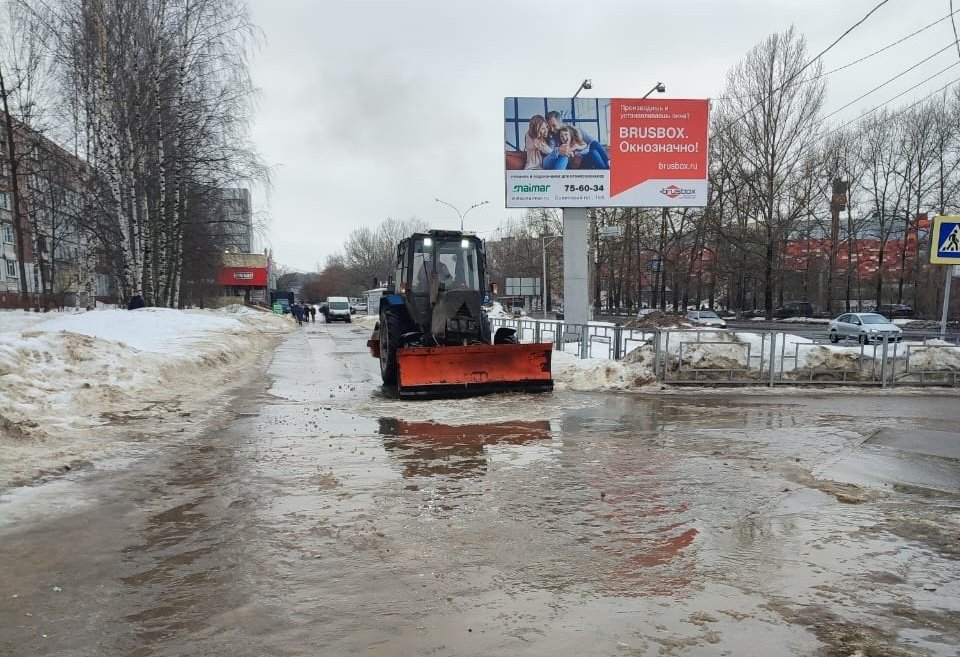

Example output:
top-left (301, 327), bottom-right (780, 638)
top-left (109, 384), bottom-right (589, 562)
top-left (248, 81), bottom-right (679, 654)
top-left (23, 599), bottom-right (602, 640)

top-left (504, 97), bottom-right (709, 208)
top-left (505, 277), bottom-right (541, 296)
top-left (217, 266), bottom-right (268, 286)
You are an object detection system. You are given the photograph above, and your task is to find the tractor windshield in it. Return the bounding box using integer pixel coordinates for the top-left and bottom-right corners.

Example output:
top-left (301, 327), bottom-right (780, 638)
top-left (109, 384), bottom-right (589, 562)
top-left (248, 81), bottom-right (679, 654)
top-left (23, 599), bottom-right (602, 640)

top-left (412, 237), bottom-right (481, 292)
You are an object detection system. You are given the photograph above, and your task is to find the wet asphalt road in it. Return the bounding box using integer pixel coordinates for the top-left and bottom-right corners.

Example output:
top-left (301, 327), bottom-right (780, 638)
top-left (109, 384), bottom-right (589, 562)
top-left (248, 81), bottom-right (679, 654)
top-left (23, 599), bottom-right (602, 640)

top-left (1, 320), bottom-right (960, 656)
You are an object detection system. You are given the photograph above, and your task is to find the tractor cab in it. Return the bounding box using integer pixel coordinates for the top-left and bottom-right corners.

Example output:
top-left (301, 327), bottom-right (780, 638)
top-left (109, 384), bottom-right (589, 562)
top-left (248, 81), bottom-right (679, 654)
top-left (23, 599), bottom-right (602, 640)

top-left (393, 232), bottom-right (489, 347)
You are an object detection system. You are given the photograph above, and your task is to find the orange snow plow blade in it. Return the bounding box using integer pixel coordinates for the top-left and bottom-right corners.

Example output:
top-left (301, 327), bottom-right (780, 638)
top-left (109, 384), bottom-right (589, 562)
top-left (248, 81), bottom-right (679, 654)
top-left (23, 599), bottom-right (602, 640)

top-left (396, 343), bottom-right (553, 399)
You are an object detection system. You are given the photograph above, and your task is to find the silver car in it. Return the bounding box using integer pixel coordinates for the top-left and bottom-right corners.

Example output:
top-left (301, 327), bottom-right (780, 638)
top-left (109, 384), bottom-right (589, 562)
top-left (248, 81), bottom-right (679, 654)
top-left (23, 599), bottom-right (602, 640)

top-left (828, 312), bottom-right (902, 344)
top-left (685, 310), bottom-right (727, 328)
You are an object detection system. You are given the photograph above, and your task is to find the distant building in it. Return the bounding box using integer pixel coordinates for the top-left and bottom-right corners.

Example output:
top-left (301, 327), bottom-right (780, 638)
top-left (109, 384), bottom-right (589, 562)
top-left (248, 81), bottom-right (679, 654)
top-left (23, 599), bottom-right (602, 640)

top-left (218, 252), bottom-right (268, 304)
top-left (215, 187), bottom-right (254, 253)
top-left (0, 112), bottom-right (97, 308)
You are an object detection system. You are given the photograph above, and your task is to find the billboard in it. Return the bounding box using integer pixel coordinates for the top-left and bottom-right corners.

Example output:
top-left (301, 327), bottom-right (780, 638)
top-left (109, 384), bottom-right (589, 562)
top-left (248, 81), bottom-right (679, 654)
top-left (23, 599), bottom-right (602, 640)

top-left (504, 97), bottom-right (709, 208)
top-left (505, 277), bottom-right (541, 296)
top-left (218, 266), bottom-right (268, 286)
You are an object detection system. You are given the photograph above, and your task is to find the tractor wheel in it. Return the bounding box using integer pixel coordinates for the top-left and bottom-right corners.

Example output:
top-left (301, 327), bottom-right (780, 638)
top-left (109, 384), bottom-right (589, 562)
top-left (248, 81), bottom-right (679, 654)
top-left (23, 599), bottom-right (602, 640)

top-left (379, 309), bottom-right (401, 384)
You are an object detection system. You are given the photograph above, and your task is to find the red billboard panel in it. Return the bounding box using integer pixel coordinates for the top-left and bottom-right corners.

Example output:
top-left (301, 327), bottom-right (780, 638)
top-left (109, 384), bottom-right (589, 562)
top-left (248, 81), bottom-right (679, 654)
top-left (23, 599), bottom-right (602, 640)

top-left (608, 98), bottom-right (709, 200)
top-left (218, 266), bottom-right (267, 286)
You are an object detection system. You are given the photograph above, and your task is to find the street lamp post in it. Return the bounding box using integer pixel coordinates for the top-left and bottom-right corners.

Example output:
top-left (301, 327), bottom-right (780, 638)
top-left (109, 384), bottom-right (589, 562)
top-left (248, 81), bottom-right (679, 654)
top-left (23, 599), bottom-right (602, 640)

top-left (541, 233), bottom-right (563, 316)
top-left (642, 82), bottom-right (666, 98)
top-left (435, 198), bottom-right (489, 231)
top-left (572, 78), bottom-right (592, 98)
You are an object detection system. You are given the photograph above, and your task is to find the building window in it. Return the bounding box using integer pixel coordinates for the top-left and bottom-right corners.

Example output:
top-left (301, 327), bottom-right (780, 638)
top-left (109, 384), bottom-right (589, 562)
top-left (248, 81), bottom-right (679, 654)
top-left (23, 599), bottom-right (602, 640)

top-left (0, 192), bottom-right (10, 211)
top-left (1, 224), bottom-right (12, 243)
top-left (5, 259), bottom-right (17, 277)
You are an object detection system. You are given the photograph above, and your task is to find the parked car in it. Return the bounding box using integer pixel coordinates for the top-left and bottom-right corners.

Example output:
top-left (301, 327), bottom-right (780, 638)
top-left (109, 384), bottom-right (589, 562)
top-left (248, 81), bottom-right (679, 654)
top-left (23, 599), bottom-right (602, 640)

top-left (828, 312), bottom-right (902, 344)
top-left (353, 302), bottom-right (368, 313)
top-left (685, 310), bottom-right (727, 328)
top-left (637, 308), bottom-right (661, 320)
top-left (873, 303), bottom-right (914, 318)
top-left (773, 301), bottom-right (815, 319)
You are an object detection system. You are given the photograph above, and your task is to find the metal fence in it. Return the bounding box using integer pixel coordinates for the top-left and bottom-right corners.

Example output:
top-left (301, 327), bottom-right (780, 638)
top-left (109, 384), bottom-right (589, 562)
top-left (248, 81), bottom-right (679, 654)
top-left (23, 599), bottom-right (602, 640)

top-left (490, 317), bottom-right (960, 388)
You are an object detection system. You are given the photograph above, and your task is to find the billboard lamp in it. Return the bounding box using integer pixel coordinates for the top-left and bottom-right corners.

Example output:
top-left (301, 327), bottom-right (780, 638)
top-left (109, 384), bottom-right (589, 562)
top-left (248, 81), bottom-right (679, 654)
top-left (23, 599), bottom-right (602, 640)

top-left (643, 82), bottom-right (666, 98)
top-left (572, 79), bottom-right (592, 98)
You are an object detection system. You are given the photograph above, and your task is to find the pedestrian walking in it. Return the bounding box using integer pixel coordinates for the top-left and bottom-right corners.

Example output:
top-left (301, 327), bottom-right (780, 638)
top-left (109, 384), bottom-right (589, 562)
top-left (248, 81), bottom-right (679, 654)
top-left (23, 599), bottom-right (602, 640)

top-left (292, 303), bottom-right (303, 326)
top-left (309, 305), bottom-right (316, 323)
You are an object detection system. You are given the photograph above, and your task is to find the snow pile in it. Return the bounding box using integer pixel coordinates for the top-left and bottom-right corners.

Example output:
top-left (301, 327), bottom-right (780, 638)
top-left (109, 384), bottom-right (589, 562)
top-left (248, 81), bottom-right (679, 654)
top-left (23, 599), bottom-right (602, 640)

top-left (0, 307), bottom-right (292, 489)
top-left (553, 343), bottom-right (658, 391)
top-left (901, 342), bottom-right (960, 372)
top-left (485, 301), bottom-right (515, 319)
top-left (666, 330), bottom-right (749, 371)
top-left (794, 345), bottom-right (871, 379)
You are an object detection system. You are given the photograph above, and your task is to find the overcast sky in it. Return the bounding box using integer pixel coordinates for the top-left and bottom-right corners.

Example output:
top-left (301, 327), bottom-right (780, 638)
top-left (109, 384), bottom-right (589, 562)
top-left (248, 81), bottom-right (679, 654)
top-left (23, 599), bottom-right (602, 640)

top-left (246, 0), bottom-right (960, 272)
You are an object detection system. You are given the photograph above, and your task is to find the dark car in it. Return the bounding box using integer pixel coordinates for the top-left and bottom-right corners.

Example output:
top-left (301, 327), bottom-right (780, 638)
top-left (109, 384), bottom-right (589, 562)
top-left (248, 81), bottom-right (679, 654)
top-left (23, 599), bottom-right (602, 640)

top-left (874, 303), bottom-right (914, 319)
top-left (773, 301), bottom-right (815, 319)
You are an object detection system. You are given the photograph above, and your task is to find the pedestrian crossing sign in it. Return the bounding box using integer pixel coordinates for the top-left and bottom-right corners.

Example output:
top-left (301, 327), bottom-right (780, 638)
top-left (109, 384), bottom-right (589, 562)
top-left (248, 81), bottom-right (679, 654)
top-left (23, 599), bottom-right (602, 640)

top-left (930, 215), bottom-right (960, 264)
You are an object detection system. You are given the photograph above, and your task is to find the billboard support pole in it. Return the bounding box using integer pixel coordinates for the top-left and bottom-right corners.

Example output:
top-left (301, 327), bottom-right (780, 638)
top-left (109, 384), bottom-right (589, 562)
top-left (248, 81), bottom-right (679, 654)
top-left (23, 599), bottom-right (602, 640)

top-left (563, 208), bottom-right (589, 350)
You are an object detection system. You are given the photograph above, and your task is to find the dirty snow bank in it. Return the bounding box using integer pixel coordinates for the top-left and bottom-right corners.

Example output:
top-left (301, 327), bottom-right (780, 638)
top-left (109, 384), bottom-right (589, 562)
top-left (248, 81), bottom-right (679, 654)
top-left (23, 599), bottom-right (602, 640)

top-left (0, 306), bottom-right (293, 490)
top-left (551, 327), bottom-right (960, 391)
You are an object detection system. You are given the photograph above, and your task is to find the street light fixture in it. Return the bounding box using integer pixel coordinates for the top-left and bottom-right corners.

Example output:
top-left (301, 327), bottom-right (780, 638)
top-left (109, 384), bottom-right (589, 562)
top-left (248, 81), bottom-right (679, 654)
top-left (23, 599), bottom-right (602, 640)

top-left (434, 198), bottom-right (489, 231)
top-left (642, 82), bottom-right (666, 99)
top-left (572, 78), bottom-right (592, 98)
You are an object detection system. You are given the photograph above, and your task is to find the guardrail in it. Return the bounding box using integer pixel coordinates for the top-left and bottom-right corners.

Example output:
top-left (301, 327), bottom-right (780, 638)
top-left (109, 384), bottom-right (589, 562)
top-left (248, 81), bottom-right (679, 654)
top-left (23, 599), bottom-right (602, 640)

top-left (489, 316), bottom-right (960, 388)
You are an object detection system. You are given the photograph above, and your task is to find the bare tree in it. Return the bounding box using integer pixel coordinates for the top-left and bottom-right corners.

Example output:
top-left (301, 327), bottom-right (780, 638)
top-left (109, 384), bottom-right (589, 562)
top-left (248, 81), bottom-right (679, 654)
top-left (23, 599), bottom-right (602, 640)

top-left (0, 1), bottom-right (51, 306)
top-left (714, 26), bottom-right (826, 318)
top-left (18, 0), bottom-right (266, 308)
top-left (342, 216), bottom-right (428, 290)
top-left (854, 110), bottom-right (912, 307)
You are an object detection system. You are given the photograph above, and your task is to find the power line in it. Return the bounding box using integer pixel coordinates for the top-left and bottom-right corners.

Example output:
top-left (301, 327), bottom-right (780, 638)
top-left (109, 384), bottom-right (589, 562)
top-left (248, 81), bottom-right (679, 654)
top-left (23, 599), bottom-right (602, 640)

top-left (714, 0), bottom-right (897, 134)
top-left (796, 0), bottom-right (896, 81)
top-left (713, 9), bottom-right (959, 103)
top-left (825, 72), bottom-right (960, 138)
top-left (951, 0), bottom-right (960, 59)
top-left (818, 10), bottom-right (959, 79)
top-left (820, 43), bottom-right (959, 122)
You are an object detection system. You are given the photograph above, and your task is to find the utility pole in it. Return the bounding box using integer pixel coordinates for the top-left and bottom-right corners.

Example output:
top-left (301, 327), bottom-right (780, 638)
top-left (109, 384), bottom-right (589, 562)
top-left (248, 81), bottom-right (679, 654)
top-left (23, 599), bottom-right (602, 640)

top-left (827, 177), bottom-right (847, 315)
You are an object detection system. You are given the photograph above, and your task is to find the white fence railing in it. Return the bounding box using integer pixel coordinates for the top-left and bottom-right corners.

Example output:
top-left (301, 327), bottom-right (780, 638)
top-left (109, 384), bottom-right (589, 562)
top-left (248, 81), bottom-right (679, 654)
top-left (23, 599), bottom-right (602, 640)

top-left (489, 317), bottom-right (960, 387)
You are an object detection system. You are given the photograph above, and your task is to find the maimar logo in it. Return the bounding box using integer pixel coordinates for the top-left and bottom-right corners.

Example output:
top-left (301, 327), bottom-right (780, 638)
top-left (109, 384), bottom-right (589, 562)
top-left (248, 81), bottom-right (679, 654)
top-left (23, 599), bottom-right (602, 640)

top-left (514, 184), bottom-right (550, 193)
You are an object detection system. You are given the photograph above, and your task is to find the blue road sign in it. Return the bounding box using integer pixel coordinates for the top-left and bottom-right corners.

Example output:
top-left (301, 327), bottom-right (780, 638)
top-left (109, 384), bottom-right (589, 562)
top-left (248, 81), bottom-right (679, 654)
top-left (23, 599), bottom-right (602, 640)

top-left (930, 216), bottom-right (960, 264)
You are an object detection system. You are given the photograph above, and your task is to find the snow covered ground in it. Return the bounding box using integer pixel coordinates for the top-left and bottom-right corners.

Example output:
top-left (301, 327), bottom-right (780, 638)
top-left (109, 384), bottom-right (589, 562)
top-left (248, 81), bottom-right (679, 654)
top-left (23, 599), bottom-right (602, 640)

top-left (2, 304), bottom-right (958, 492)
top-left (0, 306), bottom-right (293, 491)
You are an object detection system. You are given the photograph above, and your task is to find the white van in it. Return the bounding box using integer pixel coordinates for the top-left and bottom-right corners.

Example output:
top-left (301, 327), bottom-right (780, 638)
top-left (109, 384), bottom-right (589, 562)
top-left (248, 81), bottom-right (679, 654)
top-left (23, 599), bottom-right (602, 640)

top-left (326, 296), bottom-right (352, 322)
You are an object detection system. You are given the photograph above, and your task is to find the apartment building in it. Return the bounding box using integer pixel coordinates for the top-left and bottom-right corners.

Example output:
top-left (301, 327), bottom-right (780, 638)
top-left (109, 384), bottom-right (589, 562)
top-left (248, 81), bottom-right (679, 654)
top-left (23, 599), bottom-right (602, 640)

top-left (0, 113), bottom-right (97, 309)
